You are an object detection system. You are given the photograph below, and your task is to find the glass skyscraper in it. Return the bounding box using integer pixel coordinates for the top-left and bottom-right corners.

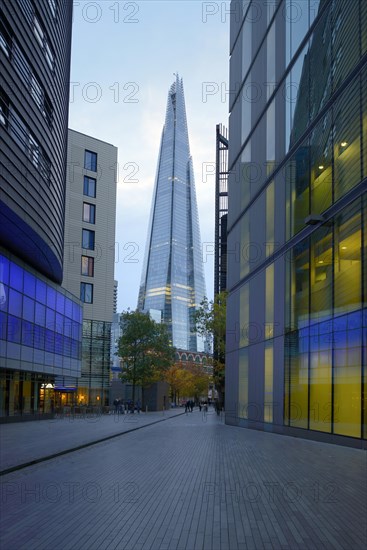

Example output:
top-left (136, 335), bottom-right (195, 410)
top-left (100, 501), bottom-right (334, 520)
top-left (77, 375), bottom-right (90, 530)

top-left (226, 0), bottom-right (366, 446)
top-left (138, 76), bottom-right (206, 352)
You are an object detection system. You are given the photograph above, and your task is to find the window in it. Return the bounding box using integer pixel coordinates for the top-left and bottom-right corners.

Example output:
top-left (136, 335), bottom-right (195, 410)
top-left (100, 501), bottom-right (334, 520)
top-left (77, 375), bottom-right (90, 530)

top-left (82, 229), bottom-right (95, 250)
top-left (84, 150), bottom-right (97, 172)
top-left (0, 90), bottom-right (9, 127)
top-left (81, 256), bottom-right (94, 277)
top-left (80, 283), bottom-right (93, 304)
top-left (83, 203), bottom-right (96, 224)
top-left (83, 176), bottom-right (96, 198)
top-left (48, 0), bottom-right (57, 17)
top-left (0, 19), bottom-right (12, 58)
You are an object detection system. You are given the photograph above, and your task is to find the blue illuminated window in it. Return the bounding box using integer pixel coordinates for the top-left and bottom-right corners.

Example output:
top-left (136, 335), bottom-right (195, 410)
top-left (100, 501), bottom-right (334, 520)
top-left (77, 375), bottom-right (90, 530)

top-left (23, 272), bottom-right (36, 297)
top-left (0, 255), bottom-right (10, 285)
top-left (10, 262), bottom-right (23, 291)
top-left (35, 302), bottom-right (46, 326)
top-left (7, 315), bottom-right (21, 343)
top-left (45, 329), bottom-right (55, 353)
top-left (46, 307), bottom-right (55, 331)
top-left (65, 298), bottom-right (73, 319)
top-left (55, 312), bottom-right (64, 334)
top-left (47, 286), bottom-right (56, 309)
top-left (23, 296), bottom-right (35, 322)
top-left (56, 293), bottom-right (65, 315)
top-left (84, 150), bottom-right (97, 172)
top-left (22, 320), bottom-right (34, 346)
top-left (36, 279), bottom-right (47, 304)
top-left (8, 289), bottom-right (22, 317)
top-left (0, 311), bottom-right (7, 339)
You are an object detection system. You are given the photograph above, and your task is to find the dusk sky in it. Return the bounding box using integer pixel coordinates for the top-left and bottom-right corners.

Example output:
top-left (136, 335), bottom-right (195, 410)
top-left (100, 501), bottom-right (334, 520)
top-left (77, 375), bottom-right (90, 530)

top-left (69, 1), bottom-right (230, 312)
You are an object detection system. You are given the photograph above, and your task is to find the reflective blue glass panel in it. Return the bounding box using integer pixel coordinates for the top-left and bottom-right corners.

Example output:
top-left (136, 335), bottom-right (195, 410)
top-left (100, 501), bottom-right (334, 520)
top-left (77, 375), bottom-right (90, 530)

top-left (36, 279), bottom-right (47, 304)
top-left (10, 262), bottom-right (23, 291)
top-left (8, 289), bottom-right (22, 317)
top-left (47, 286), bottom-right (56, 309)
top-left (7, 315), bottom-right (21, 343)
top-left (0, 255), bottom-right (10, 285)
top-left (23, 271), bottom-right (36, 297)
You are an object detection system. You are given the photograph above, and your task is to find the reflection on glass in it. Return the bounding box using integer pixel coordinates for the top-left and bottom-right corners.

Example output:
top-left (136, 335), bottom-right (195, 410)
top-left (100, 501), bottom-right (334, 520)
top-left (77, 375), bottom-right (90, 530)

top-left (334, 202), bottom-right (361, 314)
top-left (290, 240), bottom-right (309, 331)
top-left (310, 226), bottom-right (332, 321)
top-left (240, 283), bottom-right (249, 348)
top-left (334, 326), bottom-right (361, 437)
top-left (289, 332), bottom-right (308, 428)
top-left (286, 43), bottom-right (310, 151)
top-left (310, 116), bottom-right (332, 214)
top-left (333, 79), bottom-right (361, 200)
top-left (265, 263), bottom-right (274, 339)
top-left (285, 0), bottom-right (310, 67)
top-left (240, 211), bottom-right (250, 280)
top-left (238, 348), bottom-right (248, 419)
top-left (264, 342), bottom-right (273, 422)
top-left (266, 181), bottom-right (275, 256)
top-left (309, 335), bottom-right (332, 433)
top-left (285, 144), bottom-right (309, 238)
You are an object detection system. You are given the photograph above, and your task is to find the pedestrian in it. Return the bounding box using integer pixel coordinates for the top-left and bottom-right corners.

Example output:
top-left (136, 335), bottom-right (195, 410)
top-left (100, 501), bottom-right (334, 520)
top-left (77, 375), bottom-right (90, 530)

top-left (113, 398), bottom-right (119, 414)
top-left (136, 400), bottom-right (141, 414)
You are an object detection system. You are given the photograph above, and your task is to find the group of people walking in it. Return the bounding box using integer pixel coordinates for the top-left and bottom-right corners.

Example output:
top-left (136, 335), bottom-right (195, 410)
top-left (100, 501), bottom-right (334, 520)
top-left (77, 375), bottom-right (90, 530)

top-left (113, 398), bottom-right (141, 414)
top-left (185, 400), bottom-right (194, 412)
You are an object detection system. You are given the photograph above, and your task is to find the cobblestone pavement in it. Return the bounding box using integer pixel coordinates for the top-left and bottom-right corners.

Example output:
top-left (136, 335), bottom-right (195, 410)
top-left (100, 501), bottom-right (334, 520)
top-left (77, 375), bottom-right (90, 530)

top-left (0, 410), bottom-right (366, 550)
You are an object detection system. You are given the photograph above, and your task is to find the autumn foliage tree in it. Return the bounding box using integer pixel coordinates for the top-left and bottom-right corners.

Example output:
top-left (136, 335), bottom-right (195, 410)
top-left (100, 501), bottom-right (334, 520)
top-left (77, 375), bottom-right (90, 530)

top-left (165, 361), bottom-right (210, 404)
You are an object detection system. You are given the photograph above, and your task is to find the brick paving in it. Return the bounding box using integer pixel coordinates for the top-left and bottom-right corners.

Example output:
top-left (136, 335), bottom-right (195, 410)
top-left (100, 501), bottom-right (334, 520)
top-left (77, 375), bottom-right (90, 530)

top-left (0, 409), bottom-right (366, 550)
top-left (0, 409), bottom-right (184, 473)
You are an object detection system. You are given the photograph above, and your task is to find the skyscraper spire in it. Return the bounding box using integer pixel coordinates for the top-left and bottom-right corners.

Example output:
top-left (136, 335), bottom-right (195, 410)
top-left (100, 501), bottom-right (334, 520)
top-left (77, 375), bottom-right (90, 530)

top-left (138, 76), bottom-right (206, 352)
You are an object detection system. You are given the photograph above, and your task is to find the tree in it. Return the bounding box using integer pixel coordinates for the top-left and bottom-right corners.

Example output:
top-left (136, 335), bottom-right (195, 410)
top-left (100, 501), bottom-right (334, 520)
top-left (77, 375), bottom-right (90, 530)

top-left (117, 310), bottom-right (175, 405)
top-left (165, 362), bottom-right (210, 404)
top-left (194, 292), bottom-right (227, 404)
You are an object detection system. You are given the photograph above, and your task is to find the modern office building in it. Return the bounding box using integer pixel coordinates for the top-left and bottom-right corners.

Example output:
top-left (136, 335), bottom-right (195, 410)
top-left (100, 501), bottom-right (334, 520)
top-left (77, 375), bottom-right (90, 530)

top-left (63, 129), bottom-right (117, 407)
top-left (226, 0), bottom-right (366, 446)
top-left (0, 0), bottom-right (83, 419)
top-left (138, 75), bottom-right (207, 352)
top-left (215, 124), bottom-right (229, 296)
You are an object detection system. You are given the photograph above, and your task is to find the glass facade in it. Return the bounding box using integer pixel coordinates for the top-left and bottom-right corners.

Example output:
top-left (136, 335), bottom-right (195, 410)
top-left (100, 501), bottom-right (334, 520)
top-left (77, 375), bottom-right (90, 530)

top-left (227, 0), bottom-right (366, 443)
top-left (0, 250), bottom-right (83, 417)
top-left (138, 76), bottom-right (206, 351)
top-left (78, 320), bottom-right (112, 406)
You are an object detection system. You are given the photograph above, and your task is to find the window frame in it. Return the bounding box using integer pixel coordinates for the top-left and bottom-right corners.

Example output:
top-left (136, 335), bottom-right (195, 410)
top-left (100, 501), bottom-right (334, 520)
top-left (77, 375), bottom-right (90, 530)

top-left (83, 202), bottom-right (96, 224)
top-left (83, 176), bottom-right (96, 198)
top-left (84, 150), bottom-right (97, 172)
top-left (80, 282), bottom-right (93, 304)
top-left (82, 229), bottom-right (95, 251)
top-left (81, 255), bottom-right (94, 277)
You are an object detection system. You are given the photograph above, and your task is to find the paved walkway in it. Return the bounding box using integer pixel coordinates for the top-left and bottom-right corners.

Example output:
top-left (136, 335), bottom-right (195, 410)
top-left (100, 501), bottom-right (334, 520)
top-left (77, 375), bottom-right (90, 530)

top-left (0, 409), bottom-right (184, 473)
top-left (0, 410), bottom-right (366, 550)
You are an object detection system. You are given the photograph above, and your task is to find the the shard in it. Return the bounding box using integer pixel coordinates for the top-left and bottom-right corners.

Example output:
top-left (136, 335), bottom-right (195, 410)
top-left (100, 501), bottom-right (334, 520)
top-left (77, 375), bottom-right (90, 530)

top-left (138, 75), bottom-right (206, 352)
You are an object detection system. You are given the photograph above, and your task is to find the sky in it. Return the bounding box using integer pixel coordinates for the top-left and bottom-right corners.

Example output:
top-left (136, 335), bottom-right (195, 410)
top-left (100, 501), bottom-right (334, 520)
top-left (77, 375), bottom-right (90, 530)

top-left (69, 0), bottom-right (230, 312)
